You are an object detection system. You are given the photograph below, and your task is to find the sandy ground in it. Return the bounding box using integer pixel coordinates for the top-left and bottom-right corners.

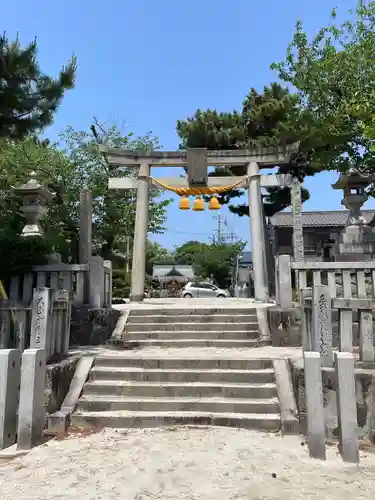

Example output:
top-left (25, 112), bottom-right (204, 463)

top-left (1, 427), bottom-right (375, 500)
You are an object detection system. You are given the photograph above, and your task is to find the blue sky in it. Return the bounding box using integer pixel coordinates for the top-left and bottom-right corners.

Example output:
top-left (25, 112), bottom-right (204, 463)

top-left (2, 0), bottom-right (373, 250)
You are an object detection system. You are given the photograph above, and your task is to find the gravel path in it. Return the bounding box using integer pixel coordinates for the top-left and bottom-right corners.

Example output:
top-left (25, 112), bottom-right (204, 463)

top-left (1, 427), bottom-right (375, 500)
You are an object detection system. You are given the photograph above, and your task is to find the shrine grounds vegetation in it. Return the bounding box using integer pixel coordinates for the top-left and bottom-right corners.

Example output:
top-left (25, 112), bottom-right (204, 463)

top-left (3, 2), bottom-right (375, 277)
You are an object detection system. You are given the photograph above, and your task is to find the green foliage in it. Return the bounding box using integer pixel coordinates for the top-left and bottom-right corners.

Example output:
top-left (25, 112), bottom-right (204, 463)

top-left (177, 84), bottom-right (315, 217)
top-left (0, 211), bottom-right (52, 281)
top-left (0, 34), bottom-right (76, 138)
top-left (112, 267), bottom-right (131, 298)
top-left (0, 122), bottom-right (171, 278)
top-left (146, 241), bottom-right (174, 275)
top-left (0, 123), bottom-right (171, 266)
top-left (172, 240), bottom-right (245, 289)
top-left (173, 240), bottom-right (209, 265)
top-left (271, 2), bottom-right (375, 173)
top-left (59, 121), bottom-right (172, 260)
top-left (192, 242), bottom-right (245, 288)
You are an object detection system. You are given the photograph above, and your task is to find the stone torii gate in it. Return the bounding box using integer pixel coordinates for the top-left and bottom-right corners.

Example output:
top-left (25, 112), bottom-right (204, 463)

top-left (101, 144), bottom-right (302, 302)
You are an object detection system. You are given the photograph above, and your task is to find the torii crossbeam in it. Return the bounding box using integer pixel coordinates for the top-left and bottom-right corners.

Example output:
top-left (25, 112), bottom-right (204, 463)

top-left (101, 144), bottom-right (302, 302)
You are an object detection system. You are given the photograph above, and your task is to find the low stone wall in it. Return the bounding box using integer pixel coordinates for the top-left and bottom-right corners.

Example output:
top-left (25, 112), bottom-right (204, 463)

top-left (44, 355), bottom-right (80, 427)
top-left (69, 306), bottom-right (120, 346)
top-left (290, 358), bottom-right (375, 442)
top-left (268, 305), bottom-right (375, 348)
top-left (267, 307), bottom-right (301, 347)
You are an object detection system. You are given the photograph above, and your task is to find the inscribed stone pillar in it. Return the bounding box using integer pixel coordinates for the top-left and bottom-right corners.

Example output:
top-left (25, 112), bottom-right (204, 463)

top-left (17, 349), bottom-right (46, 450)
top-left (0, 349), bottom-right (21, 449)
top-left (312, 285), bottom-right (333, 367)
top-left (291, 179), bottom-right (304, 261)
top-left (30, 287), bottom-right (51, 351)
top-left (130, 163), bottom-right (150, 302)
top-left (247, 162), bottom-right (268, 301)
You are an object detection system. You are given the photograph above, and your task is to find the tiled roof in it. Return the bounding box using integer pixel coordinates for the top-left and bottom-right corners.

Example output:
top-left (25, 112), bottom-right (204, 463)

top-left (269, 210), bottom-right (375, 228)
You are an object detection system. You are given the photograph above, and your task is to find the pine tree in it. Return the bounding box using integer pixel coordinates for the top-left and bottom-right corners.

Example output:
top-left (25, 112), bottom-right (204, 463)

top-left (177, 83), bottom-right (340, 216)
top-left (0, 34), bottom-right (76, 138)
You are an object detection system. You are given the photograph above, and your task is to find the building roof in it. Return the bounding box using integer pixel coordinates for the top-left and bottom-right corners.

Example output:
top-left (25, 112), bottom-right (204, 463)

top-left (165, 266), bottom-right (184, 277)
top-left (269, 210), bottom-right (375, 228)
top-left (239, 251), bottom-right (252, 264)
top-left (152, 264), bottom-right (195, 280)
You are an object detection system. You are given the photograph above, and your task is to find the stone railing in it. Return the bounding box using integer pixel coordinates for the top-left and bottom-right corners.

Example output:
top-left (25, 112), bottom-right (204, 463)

top-left (5, 256), bottom-right (112, 309)
top-left (0, 287), bottom-right (71, 361)
top-left (275, 254), bottom-right (375, 308)
top-left (300, 284), bottom-right (374, 365)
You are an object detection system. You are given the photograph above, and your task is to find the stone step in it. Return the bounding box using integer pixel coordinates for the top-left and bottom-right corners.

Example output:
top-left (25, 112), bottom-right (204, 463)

top-left (128, 314), bottom-right (257, 324)
top-left (122, 339), bottom-right (262, 348)
top-left (76, 395), bottom-right (280, 414)
top-left (89, 367), bottom-right (275, 384)
top-left (71, 410), bottom-right (281, 431)
top-left (126, 322), bottom-right (259, 332)
top-left (83, 380), bottom-right (277, 399)
top-left (124, 330), bottom-right (259, 340)
top-left (129, 308), bottom-right (258, 316)
top-left (94, 356), bottom-right (273, 370)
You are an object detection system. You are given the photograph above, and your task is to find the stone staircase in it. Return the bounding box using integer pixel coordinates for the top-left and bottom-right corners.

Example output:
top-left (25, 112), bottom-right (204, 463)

top-left (122, 307), bottom-right (263, 348)
top-left (72, 307), bottom-right (284, 431)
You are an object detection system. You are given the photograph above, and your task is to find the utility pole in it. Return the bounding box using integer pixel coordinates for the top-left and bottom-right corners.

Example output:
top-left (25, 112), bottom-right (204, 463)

top-left (213, 215), bottom-right (227, 244)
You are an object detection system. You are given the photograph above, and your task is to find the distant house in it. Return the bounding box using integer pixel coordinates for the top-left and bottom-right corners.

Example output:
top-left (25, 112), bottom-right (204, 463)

top-left (151, 264), bottom-right (195, 297)
top-left (269, 210), bottom-right (375, 262)
top-left (152, 264), bottom-right (194, 286)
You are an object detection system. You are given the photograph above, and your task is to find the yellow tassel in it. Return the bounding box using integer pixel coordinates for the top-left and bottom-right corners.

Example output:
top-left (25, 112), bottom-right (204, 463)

top-left (208, 195), bottom-right (220, 210)
top-left (179, 196), bottom-right (190, 210)
top-left (192, 196), bottom-right (205, 211)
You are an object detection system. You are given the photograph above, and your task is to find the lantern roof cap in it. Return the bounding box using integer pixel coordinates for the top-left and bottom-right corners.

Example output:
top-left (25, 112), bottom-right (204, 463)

top-left (11, 172), bottom-right (55, 200)
top-left (332, 167), bottom-right (375, 190)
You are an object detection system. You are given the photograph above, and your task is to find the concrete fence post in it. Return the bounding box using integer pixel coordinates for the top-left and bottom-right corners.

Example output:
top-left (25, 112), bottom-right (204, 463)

top-left (335, 352), bottom-right (359, 463)
top-left (278, 254), bottom-right (293, 309)
top-left (0, 349), bottom-right (21, 449)
top-left (304, 351), bottom-right (326, 460)
top-left (300, 288), bottom-right (312, 351)
top-left (17, 349), bottom-right (46, 450)
top-left (89, 255), bottom-right (105, 308)
top-left (103, 260), bottom-right (113, 307)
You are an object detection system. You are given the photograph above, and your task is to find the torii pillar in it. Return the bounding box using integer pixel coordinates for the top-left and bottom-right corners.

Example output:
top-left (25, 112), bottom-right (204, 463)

top-left (131, 163), bottom-right (150, 301)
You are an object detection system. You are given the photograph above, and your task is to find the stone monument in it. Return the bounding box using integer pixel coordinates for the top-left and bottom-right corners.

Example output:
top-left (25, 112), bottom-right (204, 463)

top-left (332, 167), bottom-right (375, 261)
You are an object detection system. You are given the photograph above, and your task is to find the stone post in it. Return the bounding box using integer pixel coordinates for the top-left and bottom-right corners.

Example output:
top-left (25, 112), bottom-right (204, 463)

top-left (89, 255), bottom-right (105, 308)
top-left (0, 349), bottom-right (21, 449)
top-left (335, 351), bottom-right (359, 463)
top-left (277, 254), bottom-right (293, 309)
top-left (304, 351), bottom-right (326, 460)
top-left (30, 287), bottom-right (52, 351)
top-left (17, 349), bottom-right (46, 450)
top-left (79, 186), bottom-right (92, 304)
top-left (291, 179), bottom-right (304, 261)
top-left (130, 163), bottom-right (150, 302)
top-left (79, 186), bottom-right (92, 264)
top-left (247, 162), bottom-right (268, 301)
top-left (312, 285), bottom-right (333, 367)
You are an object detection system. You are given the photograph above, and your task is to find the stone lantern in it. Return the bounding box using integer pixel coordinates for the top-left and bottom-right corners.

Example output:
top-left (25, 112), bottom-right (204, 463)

top-left (11, 172), bottom-right (55, 237)
top-left (332, 167), bottom-right (375, 261)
